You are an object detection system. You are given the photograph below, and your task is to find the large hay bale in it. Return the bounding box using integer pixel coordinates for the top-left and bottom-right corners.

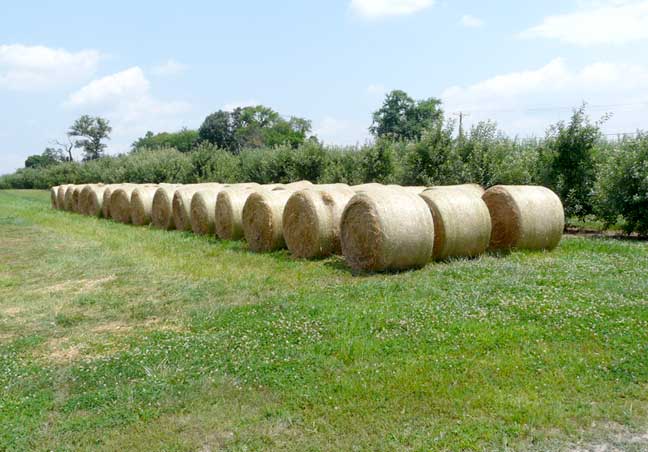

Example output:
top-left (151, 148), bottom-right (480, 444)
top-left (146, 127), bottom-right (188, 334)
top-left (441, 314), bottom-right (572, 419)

top-left (110, 186), bottom-right (141, 224)
top-left (172, 184), bottom-right (221, 232)
top-left (352, 184), bottom-right (428, 195)
top-left (283, 184), bottom-right (356, 258)
top-left (242, 189), bottom-right (296, 252)
top-left (72, 185), bottom-right (85, 213)
top-left (85, 185), bottom-right (108, 217)
top-left (151, 185), bottom-right (182, 230)
top-left (340, 186), bottom-right (434, 272)
top-left (425, 183), bottom-right (484, 198)
top-left (482, 185), bottom-right (564, 251)
top-left (79, 184), bottom-right (103, 215)
top-left (102, 184), bottom-right (134, 219)
top-left (57, 185), bottom-right (71, 210)
top-left (419, 187), bottom-right (491, 260)
top-left (50, 186), bottom-right (59, 209)
top-left (63, 185), bottom-right (77, 211)
top-left (131, 185), bottom-right (164, 226)
top-left (215, 186), bottom-right (260, 240)
top-left (190, 187), bottom-right (225, 235)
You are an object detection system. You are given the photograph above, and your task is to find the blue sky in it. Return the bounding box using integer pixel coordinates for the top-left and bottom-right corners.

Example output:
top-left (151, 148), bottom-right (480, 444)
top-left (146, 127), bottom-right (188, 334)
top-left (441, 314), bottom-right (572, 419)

top-left (1, 0), bottom-right (648, 173)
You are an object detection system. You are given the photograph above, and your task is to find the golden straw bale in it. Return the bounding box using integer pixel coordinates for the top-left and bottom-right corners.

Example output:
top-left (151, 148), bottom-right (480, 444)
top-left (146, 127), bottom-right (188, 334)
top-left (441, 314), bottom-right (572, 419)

top-left (242, 189), bottom-right (296, 252)
top-left (215, 186), bottom-right (261, 240)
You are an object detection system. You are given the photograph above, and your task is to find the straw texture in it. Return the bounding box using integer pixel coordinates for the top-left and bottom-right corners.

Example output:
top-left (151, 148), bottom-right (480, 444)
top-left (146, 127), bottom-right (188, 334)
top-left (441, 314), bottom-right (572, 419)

top-left (419, 187), bottom-right (491, 260)
top-left (57, 185), bottom-right (71, 210)
top-left (340, 186), bottom-right (434, 272)
top-left (102, 184), bottom-right (133, 219)
top-left (110, 186), bottom-right (139, 224)
top-left (131, 185), bottom-right (161, 226)
top-left (215, 187), bottom-right (259, 240)
top-left (172, 184), bottom-right (221, 232)
top-left (71, 186), bottom-right (84, 213)
top-left (283, 184), bottom-right (355, 258)
top-left (482, 185), bottom-right (564, 250)
top-left (85, 185), bottom-right (108, 217)
top-left (151, 185), bottom-right (181, 230)
top-left (50, 186), bottom-right (59, 209)
top-left (190, 187), bottom-right (224, 235)
top-left (426, 183), bottom-right (485, 198)
top-left (242, 189), bottom-right (295, 252)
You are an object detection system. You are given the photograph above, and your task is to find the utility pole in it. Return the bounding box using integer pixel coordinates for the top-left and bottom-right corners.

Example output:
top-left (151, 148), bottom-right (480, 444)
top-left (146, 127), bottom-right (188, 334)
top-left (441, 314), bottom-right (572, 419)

top-left (453, 112), bottom-right (470, 142)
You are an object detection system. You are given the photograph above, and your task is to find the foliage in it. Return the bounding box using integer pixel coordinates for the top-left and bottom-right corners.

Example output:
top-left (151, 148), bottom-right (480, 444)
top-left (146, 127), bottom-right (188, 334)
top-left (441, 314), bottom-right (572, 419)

top-left (370, 90), bottom-right (443, 141)
top-left (24, 148), bottom-right (64, 169)
top-left (198, 105), bottom-right (312, 154)
top-left (596, 133), bottom-right (648, 234)
top-left (132, 128), bottom-right (199, 153)
top-left (68, 115), bottom-right (112, 161)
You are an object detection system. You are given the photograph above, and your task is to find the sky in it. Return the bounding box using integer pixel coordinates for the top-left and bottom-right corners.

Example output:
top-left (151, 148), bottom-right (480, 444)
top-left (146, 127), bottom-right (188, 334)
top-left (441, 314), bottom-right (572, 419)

top-left (1, 0), bottom-right (648, 174)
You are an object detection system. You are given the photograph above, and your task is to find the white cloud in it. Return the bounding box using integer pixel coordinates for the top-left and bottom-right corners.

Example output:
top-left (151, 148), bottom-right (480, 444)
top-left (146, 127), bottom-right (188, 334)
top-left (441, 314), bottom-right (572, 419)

top-left (65, 67), bottom-right (192, 151)
top-left (0, 44), bottom-right (101, 91)
top-left (460, 14), bottom-right (484, 28)
top-left (152, 59), bottom-right (187, 76)
top-left (441, 58), bottom-right (648, 136)
top-left (521, 1), bottom-right (648, 45)
top-left (314, 116), bottom-right (371, 145)
top-left (222, 99), bottom-right (259, 111)
top-left (350, 0), bottom-right (434, 19)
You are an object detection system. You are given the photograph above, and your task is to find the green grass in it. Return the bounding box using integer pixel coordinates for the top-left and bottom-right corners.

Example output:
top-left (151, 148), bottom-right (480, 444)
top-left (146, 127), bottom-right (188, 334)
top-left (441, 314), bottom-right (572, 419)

top-left (1, 189), bottom-right (647, 451)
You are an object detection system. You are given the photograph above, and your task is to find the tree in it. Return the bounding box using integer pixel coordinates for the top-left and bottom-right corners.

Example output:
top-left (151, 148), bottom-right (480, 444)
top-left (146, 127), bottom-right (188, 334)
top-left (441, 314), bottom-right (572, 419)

top-left (370, 90), bottom-right (443, 141)
top-left (53, 137), bottom-right (75, 162)
top-left (198, 105), bottom-right (312, 154)
top-left (539, 104), bottom-right (607, 218)
top-left (132, 128), bottom-right (199, 153)
top-left (25, 148), bottom-right (63, 168)
top-left (68, 115), bottom-right (112, 161)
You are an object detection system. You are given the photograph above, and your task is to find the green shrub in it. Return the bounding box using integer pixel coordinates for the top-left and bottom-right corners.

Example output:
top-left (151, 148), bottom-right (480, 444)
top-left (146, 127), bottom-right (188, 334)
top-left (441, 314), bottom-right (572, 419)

top-left (190, 144), bottom-right (241, 183)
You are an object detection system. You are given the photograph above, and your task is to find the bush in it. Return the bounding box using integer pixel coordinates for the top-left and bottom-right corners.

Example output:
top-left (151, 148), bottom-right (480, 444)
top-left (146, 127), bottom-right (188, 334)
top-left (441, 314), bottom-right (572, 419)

top-left (402, 122), bottom-right (461, 186)
top-left (596, 134), bottom-right (648, 234)
top-left (190, 144), bottom-right (240, 183)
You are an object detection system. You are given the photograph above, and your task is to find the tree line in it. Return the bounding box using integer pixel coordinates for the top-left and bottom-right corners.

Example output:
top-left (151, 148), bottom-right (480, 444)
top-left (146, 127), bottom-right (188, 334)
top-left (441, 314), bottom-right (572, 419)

top-left (4, 90), bottom-right (648, 234)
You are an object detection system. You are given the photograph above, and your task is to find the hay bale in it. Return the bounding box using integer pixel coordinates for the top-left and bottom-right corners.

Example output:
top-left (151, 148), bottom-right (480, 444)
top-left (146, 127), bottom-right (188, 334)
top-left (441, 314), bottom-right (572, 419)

top-left (57, 185), bottom-right (71, 210)
top-left (85, 185), bottom-right (108, 217)
top-left (426, 183), bottom-right (484, 198)
top-left (151, 185), bottom-right (182, 229)
top-left (419, 187), bottom-right (491, 260)
top-left (79, 184), bottom-right (103, 215)
top-left (50, 186), bottom-right (59, 209)
top-left (340, 186), bottom-right (434, 271)
top-left (130, 185), bottom-right (162, 226)
top-left (172, 184), bottom-right (221, 232)
top-left (190, 187), bottom-right (225, 235)
top-left (352, 184), bottom-right (427, 195)
top-left (102, 184), bottom-right (134, 219)
top-left (283, 184), bottom-right (356, 258)
top-left (215, 186), bottom-right (260, 240)
top-left (110, 185), bottom-right (141, 224)
top-left (71, 185), bottom-right (85, 213)
top-left (242, 189), bottom-right (296, 252)
top-left (482, 185), bottom-right (564, 251)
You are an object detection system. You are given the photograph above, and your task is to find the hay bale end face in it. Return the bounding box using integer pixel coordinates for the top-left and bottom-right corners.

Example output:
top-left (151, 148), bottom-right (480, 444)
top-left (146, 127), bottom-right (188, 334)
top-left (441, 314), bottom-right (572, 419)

top-left (172, 184), bottom-right (221, 232)
top-left (110, 186), bottom-right (138, 224)
top-left (102, 184), bottom-right (133, 219)
top-left (190, 188), bottom-right (222, 235)
top-left (72, 186), bottom-right (85, 213)
top-left (283, 185), bottom-right (355, 259)
top-left (482, 185), bottom-right (564, 251)
top-left (79, 184), bottom-right (103, 215)
top-left (151, 185), bottom-right (181, 230)
top-left (340, 186), bottom-right (434, 272)
top-left (426, 183), bottom-right (485, 198)
top-left (57, 185), bottom-right (70, 210)
top-left (242, 189), bottom-right (294, 252)
top-left (131, 185), bottom-right (160, 226)
top-left (419, 187), bottom-right (491, 260)
top-left (64, 185), bottom-right (78, 211)
top-left (86, 185), bottom-right (108, 217)
top-left (215, 187), bottom-right (259, 240)
top-left (50, 186), bottom-right (59, 209)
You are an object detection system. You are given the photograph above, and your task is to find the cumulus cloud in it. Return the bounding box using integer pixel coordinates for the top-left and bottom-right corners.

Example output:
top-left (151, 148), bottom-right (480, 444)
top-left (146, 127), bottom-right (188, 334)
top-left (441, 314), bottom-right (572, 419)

top-left (521, 1), bottom-right (648, 45)
top-left (460, 15), bottom-right (484, 28)
top-left (152, 59), bottom-right (187, 77)
top-left (441, 58), bottom-right (648, 136)
top-left (65, 67), bottom-right (192, 151)
top-left (0, 44), bottom-right (101, 91)
top-left (350, 0), bottom-right (434, 19)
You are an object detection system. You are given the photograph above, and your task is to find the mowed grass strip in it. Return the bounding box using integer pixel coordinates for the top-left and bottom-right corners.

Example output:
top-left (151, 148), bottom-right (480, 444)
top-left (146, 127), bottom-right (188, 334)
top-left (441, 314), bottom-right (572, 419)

top-left (0, 189), bottom-right (647, 451)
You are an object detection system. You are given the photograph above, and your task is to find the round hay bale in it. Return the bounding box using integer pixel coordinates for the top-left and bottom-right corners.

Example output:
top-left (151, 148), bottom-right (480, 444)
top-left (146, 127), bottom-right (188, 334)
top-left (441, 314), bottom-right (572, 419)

top-left (283, 184), bottom-right (355, 259)
top-left (50, 186), bottom-right (59, 209)
top-left (242, 189), bottom-right (296, 252)
top-left (85, 185), bottom-right (108, 217)
top-left (79, 184), bottom-right (103, 215)
top-left (482, 185), bottom-right (564, 251)
top-left (172, 184), bottom-right (221, 232)
top-left (419, 187), bottom-right (492, 260)
top-left (190, 187), bottom-right (225, 235)
top-left (102, 184), bottom-right (134, 219)
top-left (130, 185), bottom-right (162, 226)
top-left (71, 185), bottom-right (85, 213)
top-left (110, 186), bottom-right (140, 224)
top-left (340, 186), bottom-right (434, 272)
top-left (63, 185), bottom-right (77, 211)
top-left (151, 185), bottom-right (182, 230)
top-left (387, 185), bottom-right (428, 195)
top-left (57, 185), bottom-right (71, 210)
top-left (215, 186), bottom-right (260, 240)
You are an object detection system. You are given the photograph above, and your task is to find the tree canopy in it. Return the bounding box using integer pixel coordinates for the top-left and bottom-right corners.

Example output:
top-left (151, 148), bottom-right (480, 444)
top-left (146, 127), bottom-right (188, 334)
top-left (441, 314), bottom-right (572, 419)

top-left (370, 90), bottom-right (443, 141)
top-left (132, 128), bottom-right (199, 153)
top-left (68, 115), bottom-right (112, 161)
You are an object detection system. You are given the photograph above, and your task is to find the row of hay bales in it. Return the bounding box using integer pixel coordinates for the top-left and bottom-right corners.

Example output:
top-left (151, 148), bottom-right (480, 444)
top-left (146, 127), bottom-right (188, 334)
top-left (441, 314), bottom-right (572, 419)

top-left (50, 182), bottom-right (564, 272)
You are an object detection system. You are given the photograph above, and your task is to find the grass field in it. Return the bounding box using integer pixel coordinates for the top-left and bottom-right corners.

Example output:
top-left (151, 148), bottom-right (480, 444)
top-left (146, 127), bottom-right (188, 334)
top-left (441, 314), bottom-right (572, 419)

top-left (1, 190), bottom-right (647, 451)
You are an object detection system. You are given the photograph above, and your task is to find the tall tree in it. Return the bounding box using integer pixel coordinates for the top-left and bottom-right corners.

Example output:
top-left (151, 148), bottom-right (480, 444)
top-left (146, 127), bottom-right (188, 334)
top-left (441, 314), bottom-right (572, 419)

top-left (25, 148), bottom-right (64, 168)
top-left (68, 115), bottom-right (112, 161)
top-left (132, 128), bottom-right (199, 153)
top-left (370, 90), bottom-right (443, 141)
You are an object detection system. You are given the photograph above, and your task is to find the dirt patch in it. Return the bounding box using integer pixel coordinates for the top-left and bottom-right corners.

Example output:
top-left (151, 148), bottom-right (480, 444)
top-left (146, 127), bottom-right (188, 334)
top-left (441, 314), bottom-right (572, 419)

top-left (40, 275), bottom-right (117, 295)
top-left (45, 337), bottom-right (82, 363)
top-left (2, 306), bottom-right (24, 317)
top-left (566, 422), bottom-right (648, 452)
